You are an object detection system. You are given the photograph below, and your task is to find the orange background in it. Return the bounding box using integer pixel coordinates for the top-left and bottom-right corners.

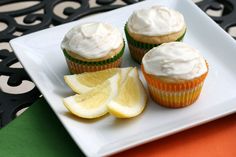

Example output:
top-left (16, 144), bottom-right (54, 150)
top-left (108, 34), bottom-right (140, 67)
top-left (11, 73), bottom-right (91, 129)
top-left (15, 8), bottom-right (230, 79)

top-left (114, 113), bottom-right (236, 157)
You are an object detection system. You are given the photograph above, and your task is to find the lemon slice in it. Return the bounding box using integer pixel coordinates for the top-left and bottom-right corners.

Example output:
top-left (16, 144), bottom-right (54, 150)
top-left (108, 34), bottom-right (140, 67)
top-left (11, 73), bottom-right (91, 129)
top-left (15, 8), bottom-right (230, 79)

top-left (107, 68), bottom-right (147, 118)
top-left (64, 67), bottom-right (132, 94)
top-left (63, 73), bottom-right (120, 119)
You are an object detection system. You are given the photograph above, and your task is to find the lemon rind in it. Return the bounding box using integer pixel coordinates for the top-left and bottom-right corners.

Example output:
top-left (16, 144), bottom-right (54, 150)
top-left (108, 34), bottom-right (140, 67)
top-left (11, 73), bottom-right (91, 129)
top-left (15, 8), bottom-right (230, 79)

top-left (64, 75), bottom-right (91, 94)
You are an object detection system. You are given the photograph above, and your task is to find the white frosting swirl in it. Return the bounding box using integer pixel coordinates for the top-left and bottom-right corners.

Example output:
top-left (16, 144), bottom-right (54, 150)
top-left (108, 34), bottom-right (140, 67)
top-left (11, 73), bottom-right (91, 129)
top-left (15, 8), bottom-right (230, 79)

top-left (142, 42), bottom-right (207, 80)
top-left (127, 5), bottom-right (185, 36)
top-left (61, 22), bottom-right (123, 59)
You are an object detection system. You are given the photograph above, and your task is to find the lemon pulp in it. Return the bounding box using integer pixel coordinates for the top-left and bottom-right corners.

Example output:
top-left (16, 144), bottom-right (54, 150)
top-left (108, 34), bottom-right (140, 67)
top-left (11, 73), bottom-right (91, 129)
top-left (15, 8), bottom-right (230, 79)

top-left (107, 68), bottom-right (147, 118)
top-left (63, 73), bottom-right (120, 119)
top-left (64, 67), bottom-right (131, 94)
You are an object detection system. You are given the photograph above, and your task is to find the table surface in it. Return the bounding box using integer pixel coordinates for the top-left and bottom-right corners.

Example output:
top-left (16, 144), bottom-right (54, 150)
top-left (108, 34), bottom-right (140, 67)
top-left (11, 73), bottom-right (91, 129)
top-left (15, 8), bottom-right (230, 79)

top-left (0, 0), bottom-right (236, 156)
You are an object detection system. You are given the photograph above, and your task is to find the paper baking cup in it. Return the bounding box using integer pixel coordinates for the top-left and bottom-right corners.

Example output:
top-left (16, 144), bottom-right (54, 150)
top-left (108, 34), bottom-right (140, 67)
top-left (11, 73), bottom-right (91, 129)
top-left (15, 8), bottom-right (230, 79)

top-left (128, 43), bottom-right (149, 63)
top-left (141, 65), bottom-right (208, 108)
top-left (63, 45), bottom-right (124, 74)
top-left (65, 57), bottom-right (122, 74)
top-left (124, 24), bottom-right (186, 63)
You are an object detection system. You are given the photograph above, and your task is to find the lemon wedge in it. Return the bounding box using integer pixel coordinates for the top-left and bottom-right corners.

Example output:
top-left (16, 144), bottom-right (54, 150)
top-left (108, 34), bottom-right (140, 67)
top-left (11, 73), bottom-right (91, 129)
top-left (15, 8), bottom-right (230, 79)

top-left (63, 73), bottom-right (120, 119)
top-left (107, 68), bottom-right (147, 118)
top-left (64, 67), bottom-right (132, 94)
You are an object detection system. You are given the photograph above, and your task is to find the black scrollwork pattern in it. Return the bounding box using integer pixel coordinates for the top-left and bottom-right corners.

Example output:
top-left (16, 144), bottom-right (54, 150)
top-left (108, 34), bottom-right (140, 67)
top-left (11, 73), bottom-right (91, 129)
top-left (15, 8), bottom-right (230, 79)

top-left (0, 0), bottom-right (235, 128)
top-left (197, 0), bottom-right (236, 39)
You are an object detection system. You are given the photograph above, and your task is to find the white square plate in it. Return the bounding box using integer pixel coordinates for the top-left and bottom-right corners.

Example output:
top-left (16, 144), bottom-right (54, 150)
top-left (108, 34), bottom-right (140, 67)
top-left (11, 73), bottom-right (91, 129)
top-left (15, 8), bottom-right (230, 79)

top-left (10, 0), bottom-right (236, 156)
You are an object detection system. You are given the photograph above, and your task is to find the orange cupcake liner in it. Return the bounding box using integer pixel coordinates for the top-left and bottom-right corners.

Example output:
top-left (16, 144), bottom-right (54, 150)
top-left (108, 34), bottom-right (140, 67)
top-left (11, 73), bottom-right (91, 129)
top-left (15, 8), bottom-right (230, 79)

top-left (141, 64), bottom-right (208, 108)
top-left (148, 83), bottom-right (203, 108)
top-left (66, 57), bottom-right (122, 74)
top-left (141, 65), bottom-right (208, 92)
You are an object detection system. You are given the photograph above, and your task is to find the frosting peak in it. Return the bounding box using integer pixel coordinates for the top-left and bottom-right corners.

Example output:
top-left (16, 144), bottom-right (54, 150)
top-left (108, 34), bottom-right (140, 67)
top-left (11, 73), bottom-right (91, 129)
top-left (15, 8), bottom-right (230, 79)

top-left (127, 6), bottom-right (185, 36)
top-left (61, 22), bottom-right (123, 59)
top-left (81, 23), bottom-right (107, 37)
top-left (142, 42), bottom-right (207, 80)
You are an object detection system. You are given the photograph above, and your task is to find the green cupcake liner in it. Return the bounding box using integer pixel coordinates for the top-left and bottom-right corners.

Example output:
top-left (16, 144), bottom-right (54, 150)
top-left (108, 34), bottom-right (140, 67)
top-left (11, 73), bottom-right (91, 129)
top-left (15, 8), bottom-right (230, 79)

top-left (124, 24), bottom-right (186, 49)
top-left (63, 43), bottom-right (125, 66)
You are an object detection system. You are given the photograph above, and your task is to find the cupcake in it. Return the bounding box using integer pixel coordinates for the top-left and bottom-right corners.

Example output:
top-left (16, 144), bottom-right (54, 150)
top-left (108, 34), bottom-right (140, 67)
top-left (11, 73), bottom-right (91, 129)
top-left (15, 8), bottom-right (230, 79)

top-left (61, 22), bottom-right (125, 74)
top-left (125, 6), bottom-right (186, 63)
top-left (142, 42), bottom-right (208, 108)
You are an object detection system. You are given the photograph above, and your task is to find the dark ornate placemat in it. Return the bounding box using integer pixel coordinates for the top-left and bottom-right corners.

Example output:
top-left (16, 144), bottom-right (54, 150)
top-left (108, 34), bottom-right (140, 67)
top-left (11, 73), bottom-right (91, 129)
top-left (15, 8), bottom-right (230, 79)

top-left (197, 0), bottom-right (236, 39)
top-left (0, 0), bottom-right (235, 127)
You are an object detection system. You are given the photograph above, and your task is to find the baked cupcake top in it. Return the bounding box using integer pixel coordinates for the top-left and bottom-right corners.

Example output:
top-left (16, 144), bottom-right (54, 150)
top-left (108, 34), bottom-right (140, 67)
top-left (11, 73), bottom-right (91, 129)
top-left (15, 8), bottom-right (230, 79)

top-left (142, 42), bottom-right (207, 80)
top-left (127, 6), bottom-right (185, 36)
top-left (61, 22), bottom-right (123, 59)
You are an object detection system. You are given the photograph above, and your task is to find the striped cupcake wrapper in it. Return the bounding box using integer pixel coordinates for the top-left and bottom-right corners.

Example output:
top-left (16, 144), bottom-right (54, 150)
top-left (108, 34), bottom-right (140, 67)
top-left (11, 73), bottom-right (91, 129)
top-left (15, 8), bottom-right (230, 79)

top-left (148, 82), bottom-right (204, 108)
top-left (141, 64), bottom-right (208, 108)
top-left (63, 44), bottom-right (125, 74)
top-left (65, 57), bottom-right (122, 74)
top-left (124, 24), bottom-right (186, 63)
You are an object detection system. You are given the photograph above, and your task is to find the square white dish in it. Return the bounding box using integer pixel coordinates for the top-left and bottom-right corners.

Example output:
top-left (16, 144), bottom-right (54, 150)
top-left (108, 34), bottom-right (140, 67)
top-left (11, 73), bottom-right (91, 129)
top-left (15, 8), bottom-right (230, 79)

top-left (10, 0), bottom-right (236, 156)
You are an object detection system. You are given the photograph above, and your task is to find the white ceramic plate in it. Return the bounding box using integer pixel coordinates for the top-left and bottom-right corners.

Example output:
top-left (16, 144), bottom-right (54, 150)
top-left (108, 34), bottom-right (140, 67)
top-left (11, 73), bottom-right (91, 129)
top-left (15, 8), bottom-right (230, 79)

top-left (10, 0), bottom-right (236, 156)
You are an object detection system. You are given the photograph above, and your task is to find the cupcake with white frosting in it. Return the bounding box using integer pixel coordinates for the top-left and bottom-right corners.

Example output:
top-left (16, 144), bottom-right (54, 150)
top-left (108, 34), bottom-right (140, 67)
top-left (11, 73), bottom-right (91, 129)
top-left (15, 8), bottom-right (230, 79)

top-left (125, 5), bottom-right (186, 63)
top-left (61, 22), bottom-right (124, 73)
top-left (141, 42), bottom-right (208, 108)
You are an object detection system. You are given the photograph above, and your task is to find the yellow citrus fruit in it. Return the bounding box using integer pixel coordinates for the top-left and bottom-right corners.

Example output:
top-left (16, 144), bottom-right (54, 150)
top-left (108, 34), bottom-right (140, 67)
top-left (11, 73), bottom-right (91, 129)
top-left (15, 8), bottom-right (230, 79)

top-left (64, 67), bottom-right (132, 94)
top-left (63, 73), bottom-right (120, 119)
top-left (107, 68), bottom-right (147, 118)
